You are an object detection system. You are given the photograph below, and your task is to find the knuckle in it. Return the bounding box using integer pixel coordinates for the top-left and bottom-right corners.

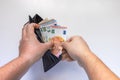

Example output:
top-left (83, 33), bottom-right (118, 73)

top-left (24, 23), bottom-right (29, 27)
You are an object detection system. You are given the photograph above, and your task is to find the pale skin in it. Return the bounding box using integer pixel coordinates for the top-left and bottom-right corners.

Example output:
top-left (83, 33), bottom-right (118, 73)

top-left (0, 23), bottom-right (119, 80)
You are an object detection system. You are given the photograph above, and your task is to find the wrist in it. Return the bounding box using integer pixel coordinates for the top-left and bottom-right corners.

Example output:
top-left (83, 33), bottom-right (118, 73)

top-left (77, 51), bottom-right (94, 66)
top-left (19, 53), bottom-right (35, 65)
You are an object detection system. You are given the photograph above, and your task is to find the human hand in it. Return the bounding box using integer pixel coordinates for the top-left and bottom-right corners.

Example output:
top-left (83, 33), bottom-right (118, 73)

top-left (62, 36), bottom-right (91, 62)
top-left (19, 23), bottom-right (52, 64)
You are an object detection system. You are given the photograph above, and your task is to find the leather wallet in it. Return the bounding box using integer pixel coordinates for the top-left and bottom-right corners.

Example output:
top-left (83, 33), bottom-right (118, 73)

top-left (28, 14), bottom-right (62, 72)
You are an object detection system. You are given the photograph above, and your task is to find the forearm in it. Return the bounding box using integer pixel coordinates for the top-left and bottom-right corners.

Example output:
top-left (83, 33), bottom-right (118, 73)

top-left (78, 51), bottom-right (119, 80)
top-left (0, 55), bottom-right (32, 80)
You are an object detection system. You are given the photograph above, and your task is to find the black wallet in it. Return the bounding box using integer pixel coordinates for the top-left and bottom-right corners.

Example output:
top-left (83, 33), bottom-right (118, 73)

top-left (28, 14), bottom-right (62, 72)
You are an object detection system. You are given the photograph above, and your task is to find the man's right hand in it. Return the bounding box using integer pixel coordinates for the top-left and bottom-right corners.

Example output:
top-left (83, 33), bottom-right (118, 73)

top-left (62, 36), bottom-right (91, 63)
top-left (62, 36), bottom-right (120, 80)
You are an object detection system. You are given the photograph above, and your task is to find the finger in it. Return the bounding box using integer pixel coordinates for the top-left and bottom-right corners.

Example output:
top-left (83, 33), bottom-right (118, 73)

top-left (66, 38), bottom-right (72, 42)
top-left (61, 41), bottom-right (69, 49)
top-left (22, 23), bottom-right (29, 39)
top-left (62, 53), bottom-right (68, 60)
top-left (67, 35), bottom-right (81, 41)
top-left (62, 53), bottom-right (74, 61)
top-left (19, 39), bottom-right (22, 48)
top-left (23, 22), bottom-right (29, 26)
top-left (26, 23), bottom-right (39, 34)
top-left (43, 41), bottom-right (54, 49)
top-left (66, 36), bottom-right (76, 42)
top-left (22, 27), bottom-right (26, 39)
top-left (62, 49), bottom-right (67, 54)
top-left (25, 23), bottom-right (39, 39)
top-left (65, 57), bottom-right (74, 62)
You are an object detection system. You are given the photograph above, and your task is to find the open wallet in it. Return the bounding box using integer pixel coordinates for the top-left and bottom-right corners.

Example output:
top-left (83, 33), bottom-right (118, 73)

top-left (28, 14), bottom-right (67, 72)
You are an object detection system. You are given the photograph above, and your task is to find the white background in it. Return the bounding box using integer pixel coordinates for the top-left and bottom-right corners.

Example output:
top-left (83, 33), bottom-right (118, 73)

top-left (0, 0), bottom-right (120, 80)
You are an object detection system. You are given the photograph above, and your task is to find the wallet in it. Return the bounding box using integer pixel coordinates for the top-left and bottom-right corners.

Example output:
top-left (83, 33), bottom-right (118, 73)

top-left (28, 14), bottom-right (62, 72)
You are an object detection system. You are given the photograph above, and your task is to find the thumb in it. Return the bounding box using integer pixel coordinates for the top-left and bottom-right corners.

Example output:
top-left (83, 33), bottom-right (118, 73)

top-left (62, 41), bottom-right (69, 49)
top-left (44, 41), bottom-right (53, 49)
